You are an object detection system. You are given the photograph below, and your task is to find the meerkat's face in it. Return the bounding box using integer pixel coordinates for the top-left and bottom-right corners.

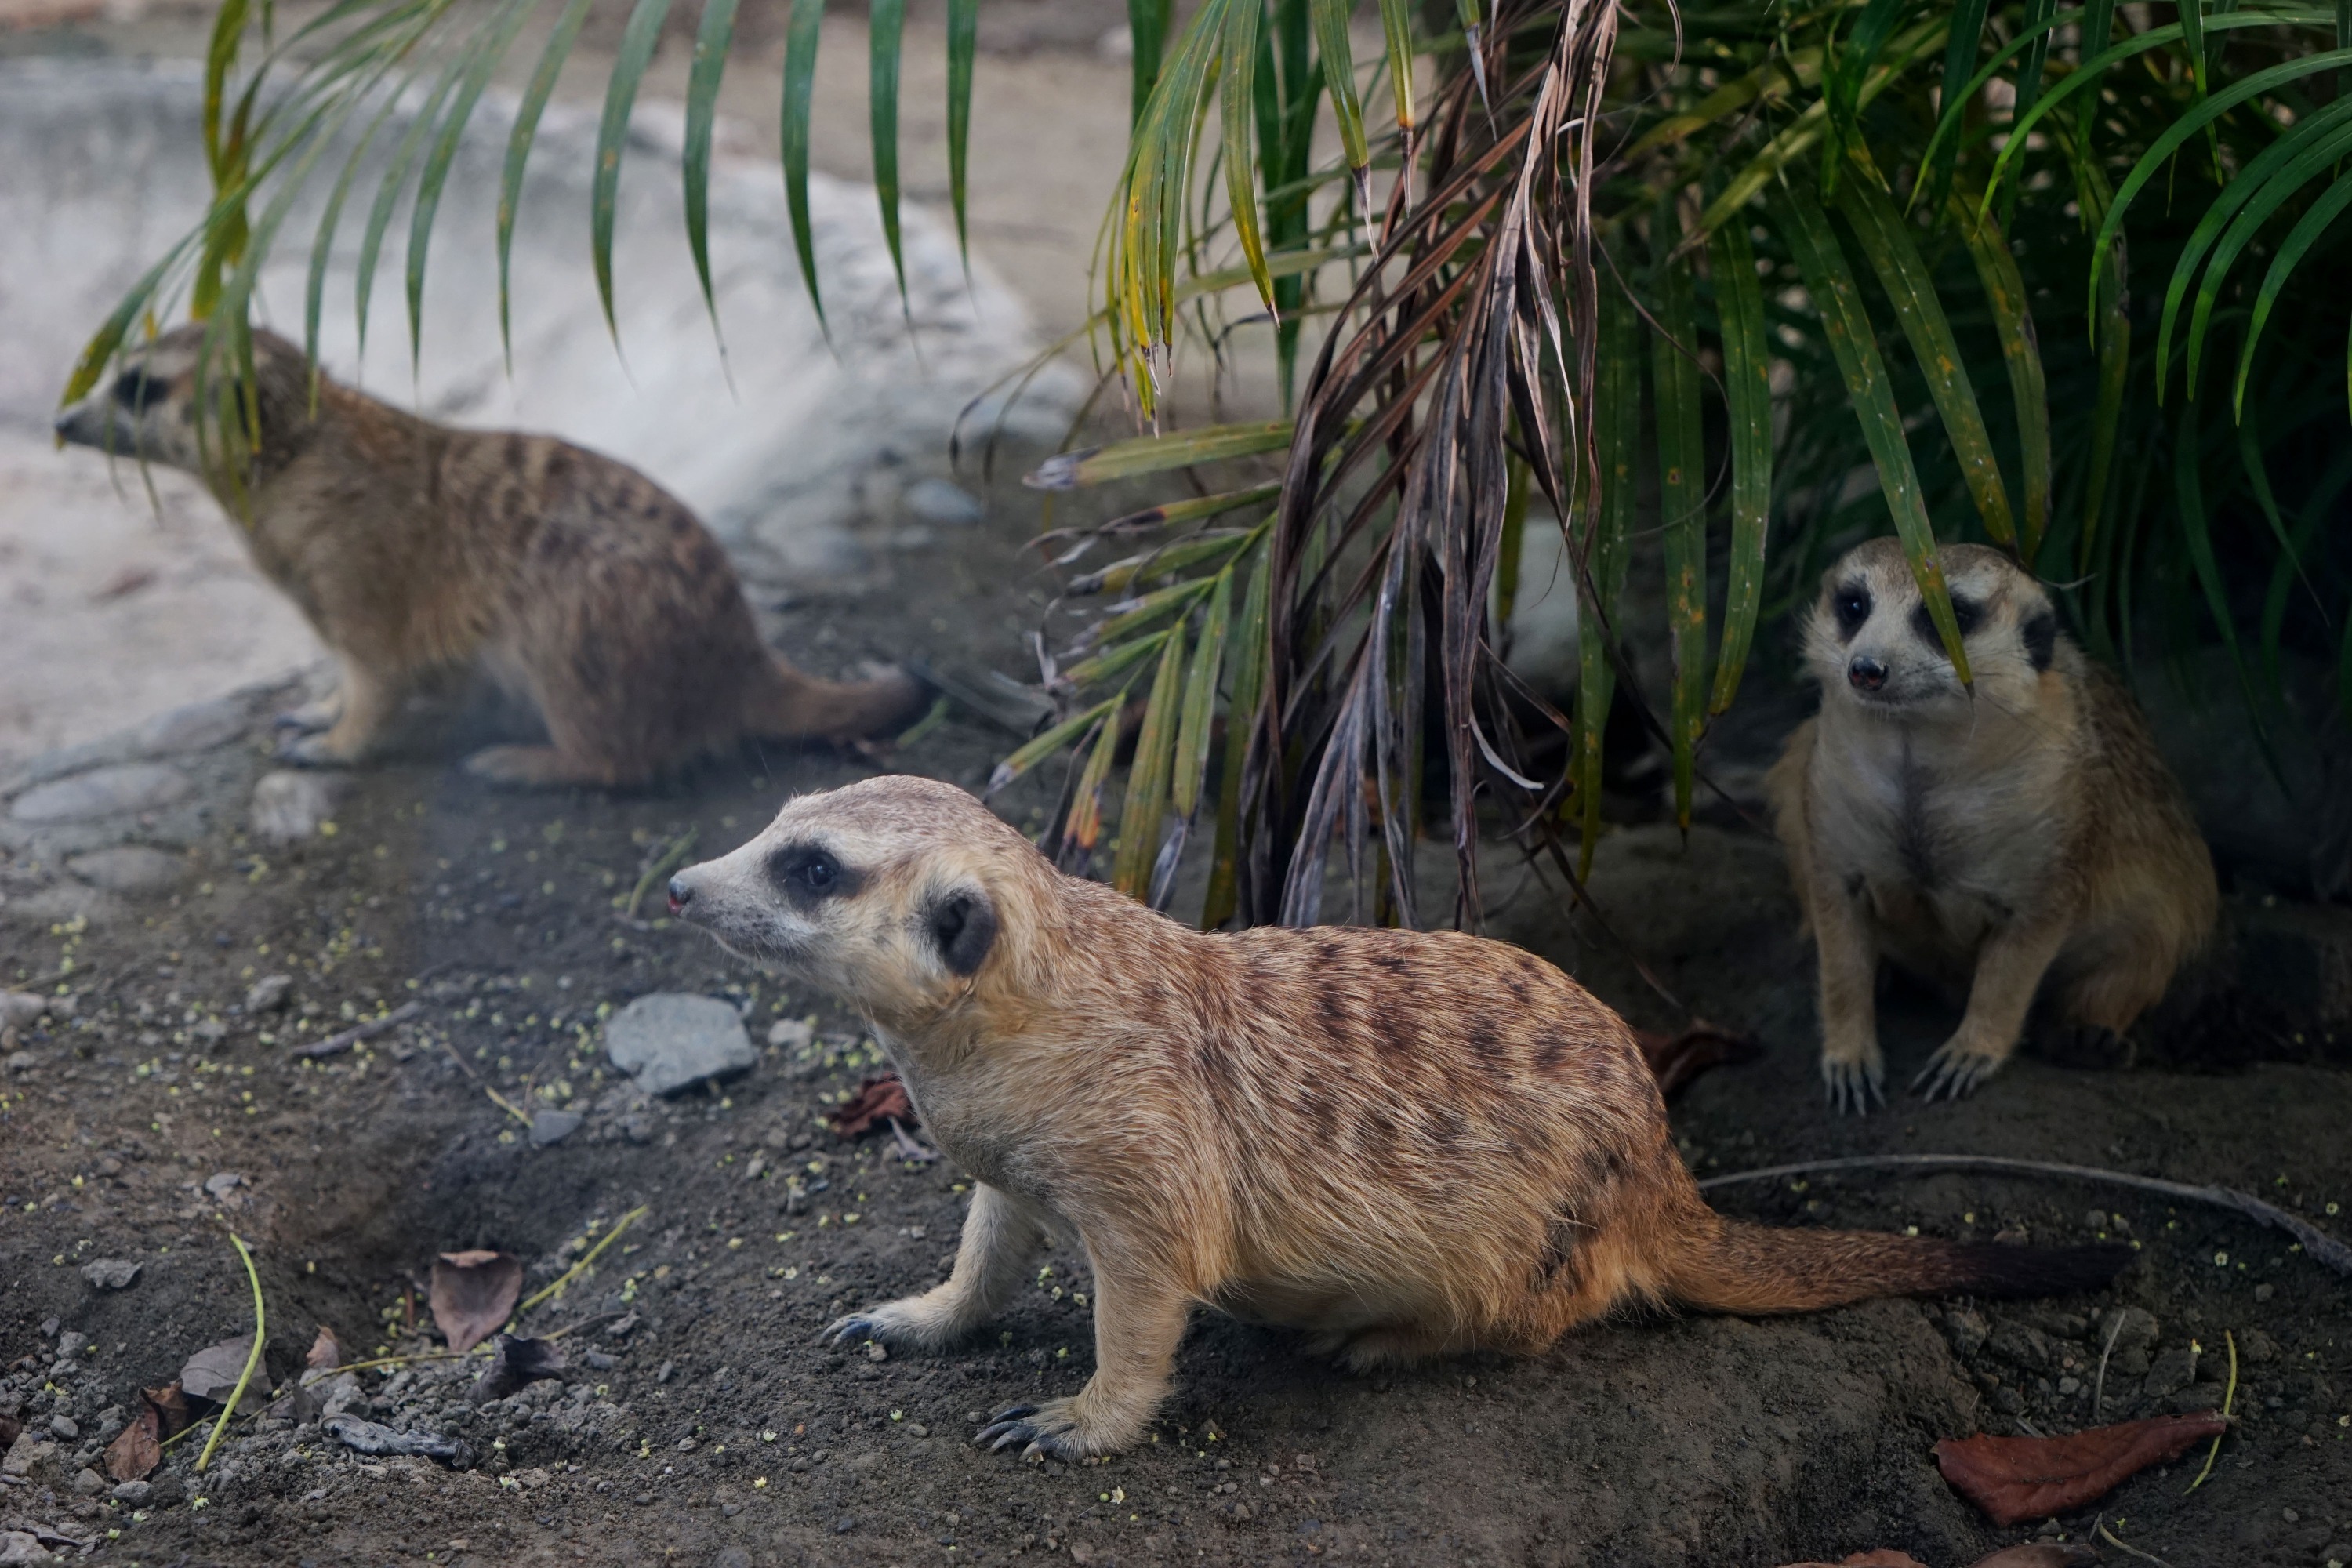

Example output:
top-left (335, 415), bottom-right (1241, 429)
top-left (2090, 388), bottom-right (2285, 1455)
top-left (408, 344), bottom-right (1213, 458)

top-left (1802, 538), bottom-right (2058, 717)
top-left (53, 325), bottom-right (311, 474)
top-left (666, 777), bottom-right (1015, 1029)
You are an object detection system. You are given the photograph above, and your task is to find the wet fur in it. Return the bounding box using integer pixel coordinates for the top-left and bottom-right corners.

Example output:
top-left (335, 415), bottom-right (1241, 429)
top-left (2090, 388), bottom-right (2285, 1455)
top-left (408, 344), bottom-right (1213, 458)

top-left (1767, 539), bottom-right (2217, 1107)
top-left (671, 775), bottom-right (2125, 1458)
top-left (53, 327), bottom-right (924, 786)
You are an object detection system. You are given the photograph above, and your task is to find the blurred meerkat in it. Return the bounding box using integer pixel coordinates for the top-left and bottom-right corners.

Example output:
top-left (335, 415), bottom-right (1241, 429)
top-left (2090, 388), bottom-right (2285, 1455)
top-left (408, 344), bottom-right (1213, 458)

top-left (666, 775), bottom-right (2125, 1460)
top-left (1767, 539), bottom-right (2216, 1111)
top-left (53, 325), bottom-right (925, 786)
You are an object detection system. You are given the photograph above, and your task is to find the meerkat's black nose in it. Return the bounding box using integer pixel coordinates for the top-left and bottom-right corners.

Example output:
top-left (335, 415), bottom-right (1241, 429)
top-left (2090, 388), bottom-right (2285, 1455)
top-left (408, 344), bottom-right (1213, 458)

top-left (667, 877), bottom-right (694, 916)
top-left (1848, 655), bottom-right (1889, 691)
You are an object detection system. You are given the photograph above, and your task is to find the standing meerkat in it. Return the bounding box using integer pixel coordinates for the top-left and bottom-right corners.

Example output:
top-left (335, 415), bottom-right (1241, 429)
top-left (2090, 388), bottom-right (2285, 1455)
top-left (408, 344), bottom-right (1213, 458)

top-left (666, 775), bottom-right (2126, 1460)
top-left (1768, 539), bottom-right (2216, 1111)
top-left (53, 325), bottom-right (926, 786)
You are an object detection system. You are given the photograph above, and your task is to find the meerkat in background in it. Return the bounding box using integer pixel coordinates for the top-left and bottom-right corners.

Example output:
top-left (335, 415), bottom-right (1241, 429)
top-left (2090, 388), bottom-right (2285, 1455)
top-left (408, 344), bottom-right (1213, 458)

top-left (53, 326), bottom-right (926, 786)
top-left (666, 775), bottom-right (2125, 1460)
top-left (1768, 539), bottom-right (2216, 1111)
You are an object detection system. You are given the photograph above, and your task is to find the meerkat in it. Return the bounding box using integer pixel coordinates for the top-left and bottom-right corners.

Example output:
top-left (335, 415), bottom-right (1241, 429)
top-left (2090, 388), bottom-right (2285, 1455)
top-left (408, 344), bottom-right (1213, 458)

top-left (666, 774), bottom-right (2126, 1460)
top-left (53, 326), bottom-right (926, 786)
top-left (1767, 539), bottom-right (2217, 1111)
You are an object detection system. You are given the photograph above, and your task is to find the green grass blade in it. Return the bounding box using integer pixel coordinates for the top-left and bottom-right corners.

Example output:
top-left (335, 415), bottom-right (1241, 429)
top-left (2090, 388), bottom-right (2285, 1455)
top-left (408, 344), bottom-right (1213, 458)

top-left (1377, 0), bottom-right (1414, 133)
top-left (1171, 567), bottom-right (1234, 821)
top-left (1128, 0), bottom-right (1170, 125)
top-left (1311, 0), bottom-right (1367, 178)
top-left (684, 0), bottom-right (743, 334)
top-left (1951, 198), bottom-right (2049, 564)
top-left (2078, 267), bottom-right (2131, 575)
top-left (1058, 627), bottom-right (1178, 691)
top-left (310, 79), bottom-right (408, 368)
top-left (2172, 400), bottom-right (2279, 777)
top-left (1823, 0), bottom-right (1914, 194)
top-left (1708, 212), bottom-right (1772, 715)
top-left (946, 0), bottom-right (976, 259)
top-left (781, 0), bottom-right (826, 327)
top-left (592, 0), bottom-right (678, 342)
top-left (1065, 684), bottom-right (1132, 859)
top-left (1203, 536), bottom-right (1272, 929)
top-left (1835, 164), bottom-right (2015, 549)
top-left (1069, 521), bottom-right (1268, 597)
top-left (1025, 420), bottom-right (1294, 488)
top-left (499, 0), bottom-right (597, 365)
top-left (1112, 623), bottom-right (1190, 900)
top-left (2234, 174), bottom-right (2352, 417)
top-left (1775, 183), bottom-right (1972, 687)
top-left (1220, 0), bottom-right (1276, 313)
top-left (1652, 224), bottom-right (1708, 831)
top-left (194, 0), bottom-right (253, 320)
top-left (989, 696), bottom-right (1122, 793)
top-left (1577, 284), bottom-right (1640, 877)
top-left (407, 0), bottom-right (538, 368)
top-left (1925, 0), bottom-right (1990, 209)
top-left (355, 61), bottom-right (463, 360)
top-left (870, 0), bottom-right (907, 299)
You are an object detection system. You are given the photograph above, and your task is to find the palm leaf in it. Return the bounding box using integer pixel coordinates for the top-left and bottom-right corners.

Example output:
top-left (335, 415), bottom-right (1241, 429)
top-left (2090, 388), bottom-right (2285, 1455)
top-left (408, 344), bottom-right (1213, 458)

top-left (498, 0), bottom-right (597, 364)
top-left (1651, 216), bottom-right (1708, 830)
top-left (1025, 420), bottom-right (1294, 488)
top-left (780, 0), bottom-right (827, 327)
top-left (1951, 198), bottom-right (2050, 564)
top-left (1111, 625), bottom-right (1189, 898)
top-left (591, 0), bottom-right (679, 342)
top-left (869, 0), bottom-right (908, 298)
top-left (1708, 209), bottom-right (1772, 714)
top-left (947, 0), bottom-right (978, 257)
top-left (684, 0), bottom-right (745, 333)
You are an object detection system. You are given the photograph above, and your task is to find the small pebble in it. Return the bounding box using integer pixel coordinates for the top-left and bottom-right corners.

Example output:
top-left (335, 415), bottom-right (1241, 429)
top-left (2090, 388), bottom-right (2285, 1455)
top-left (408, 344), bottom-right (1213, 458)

top-left (49, 1416), bottom-right (78, 1440)
top-left (865, 1343), bottom-right (887, 1363)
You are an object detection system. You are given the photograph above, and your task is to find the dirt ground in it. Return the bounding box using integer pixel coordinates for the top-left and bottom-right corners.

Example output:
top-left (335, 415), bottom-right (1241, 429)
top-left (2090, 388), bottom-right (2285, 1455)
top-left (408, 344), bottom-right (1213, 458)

top-left (1, 451), bottom-right (2348, 1568)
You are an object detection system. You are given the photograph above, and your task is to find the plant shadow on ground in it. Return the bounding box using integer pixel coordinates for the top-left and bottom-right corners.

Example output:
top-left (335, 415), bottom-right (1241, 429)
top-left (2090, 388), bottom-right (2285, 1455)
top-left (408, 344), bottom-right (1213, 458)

top-left (2, 479), bottom-right (2348, 1568)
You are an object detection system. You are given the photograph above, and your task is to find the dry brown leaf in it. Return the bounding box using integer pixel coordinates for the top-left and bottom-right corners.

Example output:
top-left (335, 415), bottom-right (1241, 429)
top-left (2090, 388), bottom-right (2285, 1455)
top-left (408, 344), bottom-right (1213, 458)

top-left (1968, 1546), bottom-right (2096, 1567)
top-left (103, 1403), bottom-right (160, 1483)
top-left (826, 1072), bottom-right (916, 1140)
top-left (1772, 1553), bottom-right (1929, 1568)
top-left (429, 1250), bottom-right (523, 1354)
top-left (1635, 1020), bottom-right (1764, 1100)
top-left (141, 1381), bottom-right (191, 1439)
top-left (1934, 1413), bottom-right (2229, 1526)
top-left (469, 1334), bottom-right (568, 1405)
top-left (306, 1326), bottom-right (342, 1370)
top-left (178, 1339), bottom-right (263, 1415)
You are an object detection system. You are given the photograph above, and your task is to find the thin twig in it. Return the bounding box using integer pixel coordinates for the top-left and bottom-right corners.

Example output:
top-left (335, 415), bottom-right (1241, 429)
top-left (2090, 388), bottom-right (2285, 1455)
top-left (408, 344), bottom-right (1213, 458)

top-left (625, 829), bottom-right (698, 920)
top-left (437, 1036), bottom-right (534, 1127)
top-left (1697, 1154), bottom-right (2352, 1276)
top-left (195, 1233), bottom-right (265, 1474)
top-left (296, 1001), bottom-right (422, 1058)
top-left (518, 1206), bottom-right (649, 1315)
top-left (2093, 1308), bottom-right (2125, 1422)
top-left (2100, 1523), bottom-right (2175, 1566)
top-left (2184, 1328), bottom-right (2238, 1494)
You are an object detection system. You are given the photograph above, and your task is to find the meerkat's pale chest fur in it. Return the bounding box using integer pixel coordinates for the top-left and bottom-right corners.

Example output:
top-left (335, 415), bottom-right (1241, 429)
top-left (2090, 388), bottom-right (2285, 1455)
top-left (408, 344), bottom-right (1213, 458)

top-left (1768, 539), bottom-right (2216, 1109)
top-left (53, 327), bottom-right (923, 786)
top-left (670, 775), bottom-right (2122, 1459)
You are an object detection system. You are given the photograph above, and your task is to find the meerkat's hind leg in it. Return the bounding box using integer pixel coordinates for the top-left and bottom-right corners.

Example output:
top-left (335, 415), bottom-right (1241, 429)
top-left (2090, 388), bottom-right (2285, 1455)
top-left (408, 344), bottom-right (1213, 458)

top-left (826, 1183), bottom-right (1046, 1355)
top-left (975, 1264), bottom-right (1190, 1460)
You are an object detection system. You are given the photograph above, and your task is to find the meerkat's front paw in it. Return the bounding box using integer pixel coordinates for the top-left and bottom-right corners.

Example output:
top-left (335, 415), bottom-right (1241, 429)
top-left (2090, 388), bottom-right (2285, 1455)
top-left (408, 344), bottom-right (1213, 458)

top-left (974, 1397), bottom-right (1123, 1461)
top-left (1820, 1042), bottom-right (1885, 1115)
top-left (274, 695), bottom-right (341, 735)
top-left (822, 1300), bottom-right (953, 1355)
top-left (277, 731), bottom-right (355, 768)
top-left (1912, 1037), bottom-right (2010, 1101)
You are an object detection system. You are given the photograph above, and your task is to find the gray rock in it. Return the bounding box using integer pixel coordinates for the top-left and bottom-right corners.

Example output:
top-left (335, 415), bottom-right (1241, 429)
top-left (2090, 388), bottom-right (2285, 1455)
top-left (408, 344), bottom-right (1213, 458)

top-left (56, 1330), bottom-right (87, 1359)
top-left (0, 1530), bottom-right (58, 1566)
top-left (2242, 1327), bottom-right (2279, 1363)
top-left (250, 770), bottom-right (347, 844)
top-left (1988, 1322), bottom-right (2053, 1372)
top-left (2143, 1345), bottom-right (2199, 1402)
top-left (1, 1432), bottom-right (56, 1477)
top-left (65, 846), bottom-right (184, 895)
top-left (1941, 1308), bottom-right (1988, 1360)
top-left (204, 1171), bottom-right (245, 1200)
top-left (2098, 1306), bottom-right (2160, 1377)
top-left (529, 1109), bottom-right (583, 1146)
top-left (604, 993), bottom-right (757, 1097)
top-left (0, 991), bottom-right (46, 1029)
top-left (79, 1258), bottom-right (140, 1290)
top-left (2165, 1381), bottom-right (2228, 1414)
top-left (71, 1465), bottom-right (103, 1495)
top-left (245, 973), bottom-right (292, 1013)
top-left (903, 477), bottom-right (985, 526)
top-left (767, 1017), bottom-right (816, 1050)
top-left (47, 1416), bottom-right (77, 1439)
top-left (9, 763), bottom-right (193, 824)
top-left (110, 1479), bottom-right (152, 1505)
top-left (125, 695), bottom-right (249, 758)
top-left (1, 883), bottom-right (126, 927)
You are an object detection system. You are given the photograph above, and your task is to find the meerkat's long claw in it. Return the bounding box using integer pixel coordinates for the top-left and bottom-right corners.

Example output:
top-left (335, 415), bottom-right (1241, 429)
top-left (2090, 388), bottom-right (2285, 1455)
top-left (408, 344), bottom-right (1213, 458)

top-left (820, 1313), bottom-right (880, 1347)
top-left (1911, 1044), bottom-right (1998, 1102)
top-left (1820, 1057), bottom-right (1882, 1116)
top-left (975, 1404), bottom-right (1040, 1450)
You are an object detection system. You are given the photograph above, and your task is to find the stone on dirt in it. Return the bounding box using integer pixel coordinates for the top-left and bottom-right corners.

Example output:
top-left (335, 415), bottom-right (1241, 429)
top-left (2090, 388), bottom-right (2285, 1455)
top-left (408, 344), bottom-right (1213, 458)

top-left (0, 1530), bottom-right (58, 1566)
top-left (529, 1109), bottom-right (583, 1146)
top-left (604, 994), bottom-right (757, 1097)
top-left (8, 762), bottom-right (192, 824)
top-left (78, 1258), bottom-right (140, 1290)
top-left (64, 845), bottom-right (183, 895)
top-left (244, 974), bottom-right (293, 1013)
top-left (250, 770), bottom-right (347, 844)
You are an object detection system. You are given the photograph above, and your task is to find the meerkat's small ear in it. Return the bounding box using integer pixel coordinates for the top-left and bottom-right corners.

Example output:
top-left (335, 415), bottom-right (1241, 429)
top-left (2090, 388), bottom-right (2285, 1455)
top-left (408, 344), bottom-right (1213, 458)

top-left (927, 887), bottom-right (997, 976)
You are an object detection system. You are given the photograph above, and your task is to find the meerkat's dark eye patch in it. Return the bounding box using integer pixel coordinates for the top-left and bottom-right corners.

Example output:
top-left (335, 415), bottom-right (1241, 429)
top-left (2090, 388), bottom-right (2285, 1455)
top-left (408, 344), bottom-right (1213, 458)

top-left (1910, 593), bottom-right (1984, 651)
top-left (111, 368), bottom-right (170, 412)
top-left (2022, 608), bottom-right (2057, 672)
top-left (1832, 583), bottom-right (1871, 639)
top-left (768, 843), bottom-right (859, 904)
top-left (927, 888), bottom-right (997, 977)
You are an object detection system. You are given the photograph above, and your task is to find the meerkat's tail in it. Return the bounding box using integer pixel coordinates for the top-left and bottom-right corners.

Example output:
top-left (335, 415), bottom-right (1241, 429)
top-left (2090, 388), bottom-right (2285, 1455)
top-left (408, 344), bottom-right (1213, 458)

top-left (744, 655), bottom-right (931, 744)
top-left (1661, 1213), bottom-right (2129, 1315)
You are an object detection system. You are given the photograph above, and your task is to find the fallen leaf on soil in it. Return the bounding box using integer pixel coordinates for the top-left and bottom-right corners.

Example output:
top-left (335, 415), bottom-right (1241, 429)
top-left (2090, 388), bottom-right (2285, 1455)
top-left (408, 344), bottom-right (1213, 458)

top-left (1771, 1552), bottom-right (1928, 1567)
top-left (1967, 1547), bottom-right (2096, 1567)
top-left (306, 1326), bottom-right (341, 1370)
top-left (140, 1381), bottom-right (191, 1439)
top-left (178, 1339), bottom-right (263, 1415)
top-left (1934, 1414), bottom-right (2229, 1526)
top-left (1634, 1020), bottom-right (1764, 1101)
top-left (470, 1334), bottom-right (567, 1404)
top-left (826, 1072), bottom-right (916, 1139)
top-left (103, 1404), bottom-right (160, 1483)
top-left (429, 1250), bottom-right (523, 1354)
